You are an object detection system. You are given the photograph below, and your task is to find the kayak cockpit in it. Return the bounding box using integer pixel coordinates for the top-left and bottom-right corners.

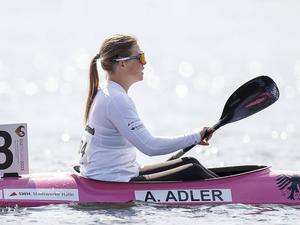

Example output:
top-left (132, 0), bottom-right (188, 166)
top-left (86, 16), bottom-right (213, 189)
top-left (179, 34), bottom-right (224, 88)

top-left (73, 165), bottom-right (269, 183)
top-left (209, 165), bottom-right (268, 177)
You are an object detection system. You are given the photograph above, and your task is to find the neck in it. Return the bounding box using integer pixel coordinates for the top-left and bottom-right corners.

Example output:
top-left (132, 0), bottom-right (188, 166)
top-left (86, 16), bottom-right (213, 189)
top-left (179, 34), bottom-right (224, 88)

top-left (107, 75), bottom-right (132, 93)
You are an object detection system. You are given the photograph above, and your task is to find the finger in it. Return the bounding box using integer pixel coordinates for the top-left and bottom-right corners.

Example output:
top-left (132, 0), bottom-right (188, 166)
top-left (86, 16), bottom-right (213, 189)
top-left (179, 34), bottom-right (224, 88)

top-left (204, 128), bottom-right (214, 140)
top-left (199, 140), bottom-right (209, 146)
top-left (206, 133), bottom-right (213, 141)
top-left (201, 128), bottom-right (209, 138)
top-left (200, 143), bottom-right (209, 146)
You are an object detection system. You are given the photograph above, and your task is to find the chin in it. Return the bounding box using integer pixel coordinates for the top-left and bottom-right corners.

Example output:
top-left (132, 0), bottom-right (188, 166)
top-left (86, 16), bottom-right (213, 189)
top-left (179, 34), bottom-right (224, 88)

top-left (138, 73), bottom-right (143, 81)
top-left (132, 77), bottom-right (143, 84)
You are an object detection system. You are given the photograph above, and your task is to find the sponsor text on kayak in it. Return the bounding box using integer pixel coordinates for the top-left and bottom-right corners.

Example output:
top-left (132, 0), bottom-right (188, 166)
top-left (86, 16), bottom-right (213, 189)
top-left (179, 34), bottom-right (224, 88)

top-left (3, 188), bottom-right (79, 201)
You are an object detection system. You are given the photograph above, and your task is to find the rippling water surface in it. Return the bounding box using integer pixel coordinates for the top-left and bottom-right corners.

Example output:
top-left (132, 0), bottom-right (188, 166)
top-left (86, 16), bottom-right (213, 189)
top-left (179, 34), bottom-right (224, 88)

top-left (2, 204), bottom-right (300, 225)
top-left (1, 0), bottom-right (300, 224)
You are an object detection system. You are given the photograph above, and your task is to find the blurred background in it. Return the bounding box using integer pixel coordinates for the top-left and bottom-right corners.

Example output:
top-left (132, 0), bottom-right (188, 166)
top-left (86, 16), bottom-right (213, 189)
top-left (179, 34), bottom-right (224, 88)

top-left (1, 0), bottom-right (300, 172)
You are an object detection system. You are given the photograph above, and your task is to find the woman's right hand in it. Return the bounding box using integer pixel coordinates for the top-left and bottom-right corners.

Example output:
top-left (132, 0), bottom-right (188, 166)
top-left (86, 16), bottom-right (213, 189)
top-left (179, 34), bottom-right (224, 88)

top-left (199, 127), bottom-right (214, 146)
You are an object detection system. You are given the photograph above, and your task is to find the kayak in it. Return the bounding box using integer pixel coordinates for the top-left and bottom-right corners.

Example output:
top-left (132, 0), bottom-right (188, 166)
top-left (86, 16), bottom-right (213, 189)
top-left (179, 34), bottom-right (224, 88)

top-left (1, 165), bottom-right (300, 207)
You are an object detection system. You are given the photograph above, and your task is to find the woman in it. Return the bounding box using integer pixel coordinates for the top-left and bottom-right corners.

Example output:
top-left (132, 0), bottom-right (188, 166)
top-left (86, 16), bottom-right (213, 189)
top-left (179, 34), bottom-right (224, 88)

top-left (79, 34), bottom-right (218, 182)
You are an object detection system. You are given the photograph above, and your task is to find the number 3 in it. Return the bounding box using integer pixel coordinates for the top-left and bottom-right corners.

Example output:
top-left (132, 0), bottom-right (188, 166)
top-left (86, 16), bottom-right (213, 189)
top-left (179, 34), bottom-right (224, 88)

top-left (0, 131), bottom-right (13, 170)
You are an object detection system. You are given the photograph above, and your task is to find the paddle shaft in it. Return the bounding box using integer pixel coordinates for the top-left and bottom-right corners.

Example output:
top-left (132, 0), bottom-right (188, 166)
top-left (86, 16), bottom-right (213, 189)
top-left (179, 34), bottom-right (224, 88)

top-left (167, 121), bottom-right (222, 161)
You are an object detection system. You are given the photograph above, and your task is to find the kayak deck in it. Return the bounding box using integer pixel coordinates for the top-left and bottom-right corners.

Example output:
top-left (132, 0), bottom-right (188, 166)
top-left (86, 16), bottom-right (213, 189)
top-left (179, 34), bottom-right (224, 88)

top-left (209, 165), bottom-right (268, 178)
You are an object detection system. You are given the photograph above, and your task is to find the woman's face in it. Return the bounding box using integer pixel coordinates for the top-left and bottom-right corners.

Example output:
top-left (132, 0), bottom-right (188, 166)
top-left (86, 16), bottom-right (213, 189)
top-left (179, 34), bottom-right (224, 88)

top-left (125, 44), bottom-right (146, 82)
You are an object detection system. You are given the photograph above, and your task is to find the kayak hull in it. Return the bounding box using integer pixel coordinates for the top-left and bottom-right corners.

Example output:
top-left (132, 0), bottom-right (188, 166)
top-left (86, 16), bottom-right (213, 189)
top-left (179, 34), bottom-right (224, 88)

top-left (1, 166), bottom-right (300, 207)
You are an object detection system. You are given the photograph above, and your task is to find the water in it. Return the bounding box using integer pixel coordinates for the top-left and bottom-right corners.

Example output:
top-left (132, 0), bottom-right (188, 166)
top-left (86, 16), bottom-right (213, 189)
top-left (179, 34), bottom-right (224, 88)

top-left (1, 204), bottom-right (300, 225)
top-left (1, 0), bottom-right (300, 224)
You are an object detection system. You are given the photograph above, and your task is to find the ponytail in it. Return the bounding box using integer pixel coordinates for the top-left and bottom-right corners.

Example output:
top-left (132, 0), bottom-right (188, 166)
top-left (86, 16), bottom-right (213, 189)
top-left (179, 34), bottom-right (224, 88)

top-left (84, 54), bottom-right (100, 124)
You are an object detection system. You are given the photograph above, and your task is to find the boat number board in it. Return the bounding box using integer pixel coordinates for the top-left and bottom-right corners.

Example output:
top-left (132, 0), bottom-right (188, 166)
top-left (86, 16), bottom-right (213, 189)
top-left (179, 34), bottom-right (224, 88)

top-left (135, 189), bottom-right (232, 203)
top-left (0, 123), bottom-right (29, 176)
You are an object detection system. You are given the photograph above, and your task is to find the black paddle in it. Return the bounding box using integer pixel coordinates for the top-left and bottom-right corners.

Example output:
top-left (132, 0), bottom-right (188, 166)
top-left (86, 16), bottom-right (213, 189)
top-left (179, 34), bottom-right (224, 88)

top-left (168, 75), bottom-right (280, 161)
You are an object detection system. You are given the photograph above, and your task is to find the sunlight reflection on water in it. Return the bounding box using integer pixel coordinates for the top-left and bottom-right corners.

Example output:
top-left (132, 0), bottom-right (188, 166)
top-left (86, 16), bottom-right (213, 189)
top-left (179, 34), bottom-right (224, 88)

top-left (1, 0), bottom-right (300, 224)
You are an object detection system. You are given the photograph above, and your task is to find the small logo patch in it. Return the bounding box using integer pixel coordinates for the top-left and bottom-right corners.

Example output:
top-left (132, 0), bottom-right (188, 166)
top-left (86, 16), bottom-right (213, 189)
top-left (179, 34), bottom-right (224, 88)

top-left (9, 192), bottom-right (17, 197)
top-left (244, 92), bottom-right (272, 108)
top-left (15, 125), bottom-right (26, 137)
top-left (127, 120), bottom-right (144, 131)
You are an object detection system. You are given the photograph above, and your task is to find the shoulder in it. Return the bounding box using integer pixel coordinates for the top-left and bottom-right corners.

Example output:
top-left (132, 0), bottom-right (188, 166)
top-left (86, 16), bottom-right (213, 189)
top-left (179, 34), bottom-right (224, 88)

top-left (109, 92), bottom-right (135, 109)
top-left (101, 86), bottom-right (125, 101)
top-left (106, 92), bottom-right (140, 122)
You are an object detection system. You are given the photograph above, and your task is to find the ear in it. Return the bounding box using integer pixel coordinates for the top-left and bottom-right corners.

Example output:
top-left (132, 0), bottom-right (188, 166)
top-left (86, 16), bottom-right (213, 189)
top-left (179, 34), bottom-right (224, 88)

top-left (114, 61), bottom-right (125, 71)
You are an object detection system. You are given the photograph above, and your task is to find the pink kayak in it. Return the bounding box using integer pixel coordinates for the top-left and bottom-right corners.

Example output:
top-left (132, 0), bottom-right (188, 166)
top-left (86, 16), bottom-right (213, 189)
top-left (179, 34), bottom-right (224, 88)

top-left (0, 165), bottom-right (299, 207)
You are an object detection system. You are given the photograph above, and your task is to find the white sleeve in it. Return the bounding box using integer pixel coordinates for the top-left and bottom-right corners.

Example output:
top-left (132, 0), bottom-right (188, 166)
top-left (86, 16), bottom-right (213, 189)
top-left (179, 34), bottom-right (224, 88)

top-left (107, 96), bottom-right (201, 156)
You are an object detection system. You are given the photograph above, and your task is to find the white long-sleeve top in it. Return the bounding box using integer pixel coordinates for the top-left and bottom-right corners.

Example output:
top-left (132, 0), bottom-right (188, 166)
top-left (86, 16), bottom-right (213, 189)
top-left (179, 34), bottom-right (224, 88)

top-left (79, 81), bottom-right (201, 182)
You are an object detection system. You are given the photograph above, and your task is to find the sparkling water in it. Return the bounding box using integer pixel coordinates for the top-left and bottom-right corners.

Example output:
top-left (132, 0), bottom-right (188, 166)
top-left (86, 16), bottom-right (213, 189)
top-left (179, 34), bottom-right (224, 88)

top-left (1, 0), bottom-right (300, 224)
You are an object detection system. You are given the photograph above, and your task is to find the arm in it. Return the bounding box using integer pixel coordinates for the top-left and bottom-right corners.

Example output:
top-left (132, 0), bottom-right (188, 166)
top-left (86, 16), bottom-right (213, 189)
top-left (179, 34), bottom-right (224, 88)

top-left (107, 96), bottom-right (200, 156)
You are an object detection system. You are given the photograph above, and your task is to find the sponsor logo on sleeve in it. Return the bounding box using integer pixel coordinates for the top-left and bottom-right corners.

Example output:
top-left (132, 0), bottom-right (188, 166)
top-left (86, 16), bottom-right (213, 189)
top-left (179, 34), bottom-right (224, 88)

top-left (127, 120), bottom-right (145, 131)
top-left (135, 189), bottom-right (232, 203)
top-left (3, 189), bottom-right (79, 201)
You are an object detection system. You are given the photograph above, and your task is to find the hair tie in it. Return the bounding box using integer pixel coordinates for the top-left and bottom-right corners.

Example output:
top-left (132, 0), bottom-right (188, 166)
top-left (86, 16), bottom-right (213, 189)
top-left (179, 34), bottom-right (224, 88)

top-left (95, 53), bottom-right (100, 59)
top-left (92, 53), bottom-right (100, 65)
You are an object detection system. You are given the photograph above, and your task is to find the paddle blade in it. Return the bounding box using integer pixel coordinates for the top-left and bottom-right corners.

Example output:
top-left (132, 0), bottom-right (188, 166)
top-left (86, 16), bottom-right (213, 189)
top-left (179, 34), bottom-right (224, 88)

top-left (219, 76), bottom-right (279, 125)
